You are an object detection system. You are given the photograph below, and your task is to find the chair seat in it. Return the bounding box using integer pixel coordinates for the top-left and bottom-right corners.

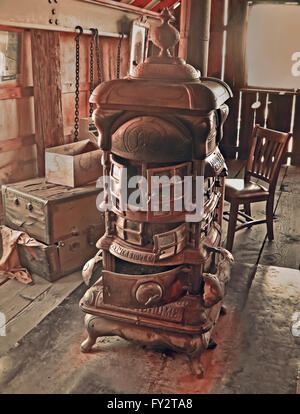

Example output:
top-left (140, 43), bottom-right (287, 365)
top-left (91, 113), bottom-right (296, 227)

top-left (225, 179), bottom-right (269, 202)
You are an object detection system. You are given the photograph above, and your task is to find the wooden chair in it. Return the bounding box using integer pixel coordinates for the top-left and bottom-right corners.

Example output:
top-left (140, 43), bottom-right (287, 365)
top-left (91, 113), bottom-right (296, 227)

top-left (224, 124), bottom-right (292, 251)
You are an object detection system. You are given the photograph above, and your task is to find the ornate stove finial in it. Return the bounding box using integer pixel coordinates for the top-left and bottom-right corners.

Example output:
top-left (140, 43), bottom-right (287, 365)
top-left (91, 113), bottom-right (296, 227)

top-left (151, 7), bottom-right (180, 58)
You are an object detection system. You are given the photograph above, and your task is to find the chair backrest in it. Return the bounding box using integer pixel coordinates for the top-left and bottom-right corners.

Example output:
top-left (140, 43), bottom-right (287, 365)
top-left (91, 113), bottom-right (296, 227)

top-left (245, 124), bottom-right (292, 191)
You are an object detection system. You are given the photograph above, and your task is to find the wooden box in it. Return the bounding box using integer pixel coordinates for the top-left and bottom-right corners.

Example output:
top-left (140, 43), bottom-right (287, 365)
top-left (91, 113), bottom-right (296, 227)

top-left (2, 178), bottom-right (104, 245)
top-left (45, 139), bottom-right (102, 187)
top-left (17, 226), bottom-right (103, 282)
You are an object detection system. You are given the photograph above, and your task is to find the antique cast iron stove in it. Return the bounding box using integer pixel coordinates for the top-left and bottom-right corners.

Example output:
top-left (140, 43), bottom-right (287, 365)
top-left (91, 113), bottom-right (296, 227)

top-left (79, 8), bottom-right (234, 377)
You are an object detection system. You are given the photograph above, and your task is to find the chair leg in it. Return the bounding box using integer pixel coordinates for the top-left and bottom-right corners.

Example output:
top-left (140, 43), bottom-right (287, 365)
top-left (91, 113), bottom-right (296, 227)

top-left (226, 202), bottom-right (239, 252)
top-left (244, 203), bottom-right (251, 218)
top-left (266, 198), bottom-right (274, 241)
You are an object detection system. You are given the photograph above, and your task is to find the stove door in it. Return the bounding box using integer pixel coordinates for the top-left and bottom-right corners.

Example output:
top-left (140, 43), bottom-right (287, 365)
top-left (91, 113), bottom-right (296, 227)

top-left (102, 265), bottom-right (190, 309)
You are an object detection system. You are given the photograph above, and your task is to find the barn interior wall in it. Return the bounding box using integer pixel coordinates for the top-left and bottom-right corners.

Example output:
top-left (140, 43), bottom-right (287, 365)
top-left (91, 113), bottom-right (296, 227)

top-left (207, 0), bottom-right (300, 164)
top-left (1, 0), bottom-right (299, 223)
top-left (0, 22), bottom-right (130, 220)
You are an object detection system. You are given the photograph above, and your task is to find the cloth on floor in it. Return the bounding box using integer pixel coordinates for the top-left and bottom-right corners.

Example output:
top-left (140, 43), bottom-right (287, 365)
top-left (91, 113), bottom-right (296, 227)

top-left (0, 225), bottom-right (44, 284)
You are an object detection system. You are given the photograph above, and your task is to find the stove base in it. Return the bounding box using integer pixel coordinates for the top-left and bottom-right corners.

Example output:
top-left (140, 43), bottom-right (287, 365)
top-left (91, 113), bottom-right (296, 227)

top-left (80, 302), bottom-right (224, 378)
top-left (79, 247), bottom-right (233, 377)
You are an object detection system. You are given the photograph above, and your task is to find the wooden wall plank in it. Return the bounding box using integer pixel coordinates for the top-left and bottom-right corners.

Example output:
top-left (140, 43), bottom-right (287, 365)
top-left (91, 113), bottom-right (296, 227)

top-left (62, 82), bottom-right (90, 94)
top-left (23, 30), bottom-right (33, 87)
top-left (208, 0), bottom-right (225, 78)
top-left (266, 93), bottom-right (293, 164)
top-left (221, 0), bottom-right (248, 159)
top-left (267, 94), bottom-right (293, 132)
top-left (99, 36), bottom-right (130, 81)
top-left (0, 135), bottom-right (35, 153)
top-left (60, 32), bottom-right (90, 93)
top-left (292, 96), bottom-right (300, 165)
top-left (60, 33), bottom-right (130, 138)
top-left (255, 91), bottom-right (267, 127)
top-left (0, 87), bottom-right (33, 100)
top-left (0, 30), bottom-right (37, 221)
top-left (238, 91), bottom-right (256, 159)
top-left (62, 92), bottom-right (90, 136)
top-left (31, 29), bottom-right (64, 176)
top-left (224, 0), bottom-right (248, 90)
top-left (221, 94), bottom-right (239, 159)
top-left (0, 145), bottom-right (37, 185)
top-left (0, 97), bottom-right (35, 141)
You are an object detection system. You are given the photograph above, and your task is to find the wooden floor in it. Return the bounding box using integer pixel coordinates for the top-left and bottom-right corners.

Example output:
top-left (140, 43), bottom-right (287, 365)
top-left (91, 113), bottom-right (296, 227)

top-left (0, 271), bottom-right (83, 355)
top-left (0, 160), bottom-right (299, 357)
top-left (223, 160), bottom-right (300, 270)
top-left (1, 262), bottom-right (299, 394)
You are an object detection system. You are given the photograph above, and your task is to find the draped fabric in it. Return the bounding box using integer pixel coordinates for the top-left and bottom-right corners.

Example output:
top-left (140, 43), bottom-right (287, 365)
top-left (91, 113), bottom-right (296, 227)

top-left (0, 225), bottom-right (45, 284)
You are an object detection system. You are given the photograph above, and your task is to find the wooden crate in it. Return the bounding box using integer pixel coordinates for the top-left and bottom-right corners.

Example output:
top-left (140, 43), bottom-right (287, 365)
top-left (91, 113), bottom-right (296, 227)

top-left (17, 225), bottom-right (103, 282)
top-left (45, 139), bottom-right (102, 187)
top-left (2, 178), bottom-right (104, 245)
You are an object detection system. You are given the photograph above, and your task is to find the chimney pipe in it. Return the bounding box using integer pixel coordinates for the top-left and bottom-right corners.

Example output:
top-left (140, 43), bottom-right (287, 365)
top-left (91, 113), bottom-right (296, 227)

top-left (178, 0), bottom-right (211, 77)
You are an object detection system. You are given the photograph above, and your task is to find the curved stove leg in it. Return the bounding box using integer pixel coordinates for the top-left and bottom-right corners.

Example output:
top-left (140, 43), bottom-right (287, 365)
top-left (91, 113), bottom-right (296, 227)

top-left (220, 304), bottom-right (227, 315)
top-left (80, 314), bottom-right (99, 352)
top-left (188, 353), bottom-right (205, 378)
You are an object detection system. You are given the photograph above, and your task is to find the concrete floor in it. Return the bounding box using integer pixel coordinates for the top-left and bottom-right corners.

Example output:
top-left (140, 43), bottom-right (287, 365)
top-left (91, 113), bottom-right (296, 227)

top-left (0, 262), bottom-right (299, 394)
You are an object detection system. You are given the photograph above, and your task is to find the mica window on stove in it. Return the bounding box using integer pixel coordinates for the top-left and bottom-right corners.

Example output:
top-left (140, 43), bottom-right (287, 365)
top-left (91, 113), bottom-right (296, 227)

top-left (147, 162), bottom-right (192, 220)
top-left (110, 156), bottom-right (142, 213)
top-left (153, 223), bottom-right (187, 260)
top-left (115, 217), bottom-right (144, 246)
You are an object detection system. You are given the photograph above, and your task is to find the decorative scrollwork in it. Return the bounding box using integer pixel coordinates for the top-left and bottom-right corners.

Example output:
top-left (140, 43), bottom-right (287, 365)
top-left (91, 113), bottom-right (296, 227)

top-left (202, 247), bottom-right (234, 308)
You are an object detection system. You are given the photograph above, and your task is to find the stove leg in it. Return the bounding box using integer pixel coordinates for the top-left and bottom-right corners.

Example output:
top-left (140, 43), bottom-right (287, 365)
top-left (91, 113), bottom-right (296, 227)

top-left (80, 314), bottom-right (98, 352)
top-left (188, 353), bottom-right (205, 378)
top-left (207, 339), bottom-right (217, 349)
top-left (220, 304), bottom-right (227, 315)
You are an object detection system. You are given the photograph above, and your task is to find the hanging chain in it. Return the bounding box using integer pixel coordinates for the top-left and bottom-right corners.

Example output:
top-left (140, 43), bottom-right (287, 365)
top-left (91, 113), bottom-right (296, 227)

top-left (116, 34), bottom-right (123, 79)
top-left (89, 28), bottom-right (102, 117)
top-left (95, 29), bottom-right (102, 84)
top-left (89, 29), bottom-right (96, 117)
top-left (74, 26), bottom-right (83, 142)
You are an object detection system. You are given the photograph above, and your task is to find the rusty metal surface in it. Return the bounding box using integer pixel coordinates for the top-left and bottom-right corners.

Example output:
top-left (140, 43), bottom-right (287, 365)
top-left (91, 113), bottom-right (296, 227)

top-left (80, 247), bottom-right (233, 377)
top-left (79, 8), bottom-right (233, 378)
top-left (111, 116), bottom-right (193, 162)
top-left (102, 265), bottom-right (190, 308)
top-left (96, 222), bottom-right (221, 266)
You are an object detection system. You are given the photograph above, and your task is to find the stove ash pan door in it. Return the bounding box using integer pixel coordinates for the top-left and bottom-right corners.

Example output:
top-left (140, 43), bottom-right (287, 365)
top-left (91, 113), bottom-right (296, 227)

top-left (102, 266), bottom-right (190, 309)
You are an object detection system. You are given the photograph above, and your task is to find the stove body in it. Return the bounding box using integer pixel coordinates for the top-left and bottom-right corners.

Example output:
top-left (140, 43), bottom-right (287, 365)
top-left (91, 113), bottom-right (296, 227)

top-left (79, 9), bottom-right (234, 377)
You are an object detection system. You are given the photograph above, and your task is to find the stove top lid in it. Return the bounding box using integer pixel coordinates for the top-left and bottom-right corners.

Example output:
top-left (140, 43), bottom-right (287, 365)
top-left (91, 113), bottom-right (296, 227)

top-left (90, 8), bottom-right (232, 112)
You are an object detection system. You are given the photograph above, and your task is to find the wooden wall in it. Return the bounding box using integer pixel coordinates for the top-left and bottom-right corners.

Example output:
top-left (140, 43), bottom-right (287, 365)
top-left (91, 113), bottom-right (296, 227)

top-left (208, 0), bottom-right (300, 165)
top-left (0, 27), bottom-right (130, 219)
top-left (0, 29), bottom-right (37, 219)
top-left (60, 32), bottom-right (129, 141)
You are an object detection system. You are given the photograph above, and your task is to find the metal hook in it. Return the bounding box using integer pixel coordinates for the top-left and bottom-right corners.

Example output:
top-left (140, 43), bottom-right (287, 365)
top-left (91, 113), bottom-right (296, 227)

top-left (75, 26), bottom-right (83, 34)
